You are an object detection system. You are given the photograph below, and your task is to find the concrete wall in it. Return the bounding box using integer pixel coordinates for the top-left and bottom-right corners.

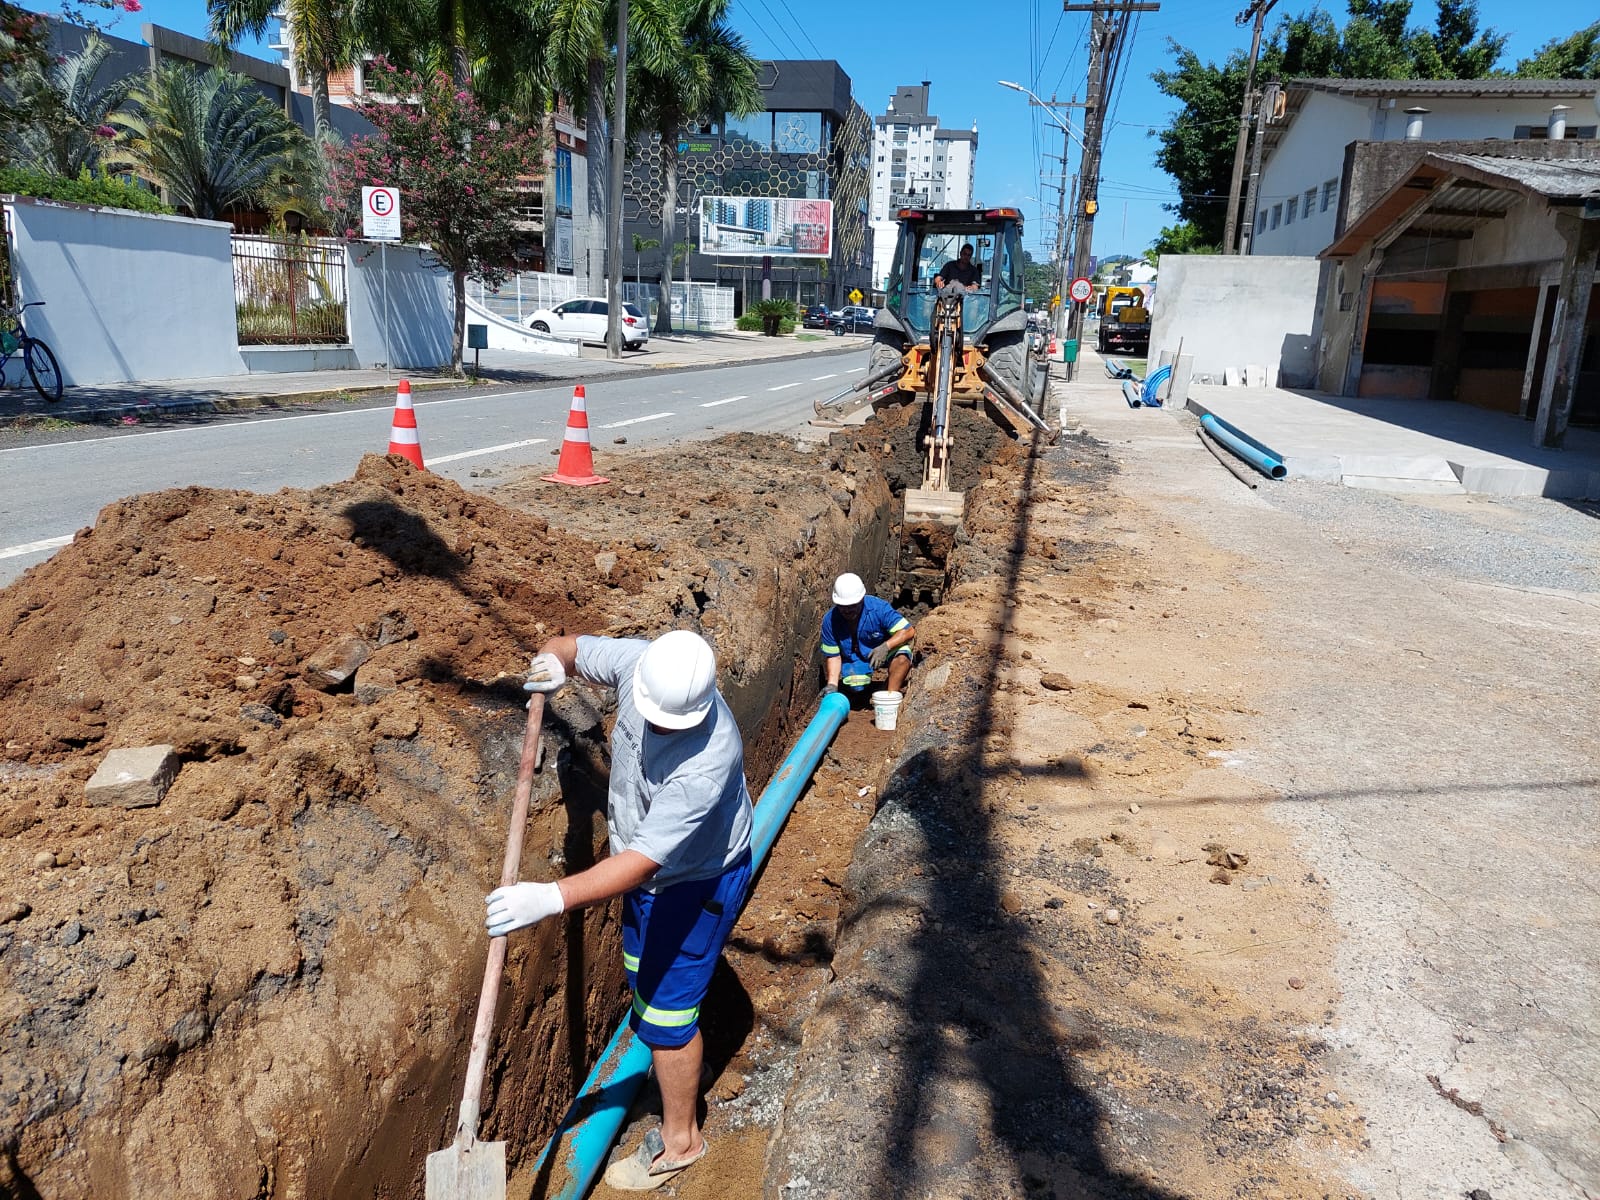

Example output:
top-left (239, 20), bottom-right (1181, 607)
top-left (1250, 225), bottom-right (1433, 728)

top-left (5, 198), bottom-right (245, 386)
top-left (1149, 255), bottom-right (1322, 387)
top-left (345, 242), bottom-right (455, 371)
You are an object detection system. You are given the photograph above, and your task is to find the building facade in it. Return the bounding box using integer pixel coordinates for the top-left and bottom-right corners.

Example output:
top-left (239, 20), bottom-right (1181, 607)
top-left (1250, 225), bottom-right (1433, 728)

top-left (1250, 79), bottom-right (1600, 257)
top-left (865, 83), bottom-right (979, 292)
top-left (621, 60), bottom-right (874, 310)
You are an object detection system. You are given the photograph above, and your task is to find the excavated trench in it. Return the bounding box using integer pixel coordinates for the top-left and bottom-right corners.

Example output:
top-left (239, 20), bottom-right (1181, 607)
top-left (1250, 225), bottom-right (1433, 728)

top-left (0, 432), bottom-right (900, 1200)
top-left (0, 399), bottom-right (1027, 1200)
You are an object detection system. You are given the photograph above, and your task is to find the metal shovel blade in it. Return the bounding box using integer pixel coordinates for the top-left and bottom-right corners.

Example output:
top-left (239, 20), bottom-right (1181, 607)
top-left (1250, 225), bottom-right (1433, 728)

top-left (425, 1137), bottom-right (506, 1200)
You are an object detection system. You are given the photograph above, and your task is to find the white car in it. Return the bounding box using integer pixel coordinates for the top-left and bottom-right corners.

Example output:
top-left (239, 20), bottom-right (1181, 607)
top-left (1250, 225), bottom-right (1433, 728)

top-left (528, 298), bottom-right (651, 350)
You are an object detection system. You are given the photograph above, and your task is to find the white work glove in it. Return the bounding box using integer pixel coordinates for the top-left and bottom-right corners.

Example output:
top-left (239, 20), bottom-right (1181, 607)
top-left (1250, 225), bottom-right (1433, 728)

top-left (869, 643), bottom-right (892, 670)
top-left (485, 881), bottom-right (565, 937)
top-left (523, 652), bottom-right (567, 695)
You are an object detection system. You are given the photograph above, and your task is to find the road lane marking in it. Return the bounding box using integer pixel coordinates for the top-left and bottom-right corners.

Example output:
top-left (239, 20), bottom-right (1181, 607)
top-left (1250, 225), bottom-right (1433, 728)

top-left (428, 437), bottom-right (548, 465)
top-left (598, 412), bottom-right (675, 428)
top-left (768, 382), bottom-right (802, 391)
top-left (846, 367), bottom-right (865, 373)
top-left (700, 395), bottom-right (746, 408)
top-left (0, 535), bottom-right (72, 560)
top-left (812, 373), bottom-right (837, 381)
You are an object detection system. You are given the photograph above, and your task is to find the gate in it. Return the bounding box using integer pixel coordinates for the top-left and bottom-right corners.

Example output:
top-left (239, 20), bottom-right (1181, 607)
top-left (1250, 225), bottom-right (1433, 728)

top-left (232, 235), bottom-right (348, 344)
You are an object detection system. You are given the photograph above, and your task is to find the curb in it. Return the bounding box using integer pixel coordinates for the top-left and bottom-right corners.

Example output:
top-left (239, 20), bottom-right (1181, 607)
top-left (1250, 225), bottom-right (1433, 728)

top-left (0, 377), bottom-right (461, 430)
top-left (0, 341), bottom-right (866, 430)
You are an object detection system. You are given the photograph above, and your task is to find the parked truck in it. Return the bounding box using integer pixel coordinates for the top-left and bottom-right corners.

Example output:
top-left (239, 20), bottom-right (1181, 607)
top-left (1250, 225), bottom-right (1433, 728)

top-left (1095, 285), bottom-right (1150, 355)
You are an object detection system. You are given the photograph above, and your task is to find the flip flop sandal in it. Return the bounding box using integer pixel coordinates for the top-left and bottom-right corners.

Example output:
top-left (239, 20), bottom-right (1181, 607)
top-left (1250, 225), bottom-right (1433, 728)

top-left (602, 1128), bottom-right (710, 1191)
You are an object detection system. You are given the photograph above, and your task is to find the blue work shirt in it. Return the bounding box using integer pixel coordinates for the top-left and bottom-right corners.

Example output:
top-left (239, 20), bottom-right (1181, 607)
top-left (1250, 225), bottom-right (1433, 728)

top-left (821, 597), bottom-right (911, 689)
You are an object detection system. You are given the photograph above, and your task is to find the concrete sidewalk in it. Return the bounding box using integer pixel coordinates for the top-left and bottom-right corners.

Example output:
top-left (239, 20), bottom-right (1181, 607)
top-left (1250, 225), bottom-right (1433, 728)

top-left (0, 328), bottom-right (866, 428)
top-left (1058, 344), bottom-right (1600, 500)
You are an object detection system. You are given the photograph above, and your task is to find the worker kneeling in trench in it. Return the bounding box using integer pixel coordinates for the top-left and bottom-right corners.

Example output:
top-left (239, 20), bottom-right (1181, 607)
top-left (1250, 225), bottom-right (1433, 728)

top-left (820, 572), bottom-right (916, 704)
top-left (489, 629), bottom-right (751, 1191)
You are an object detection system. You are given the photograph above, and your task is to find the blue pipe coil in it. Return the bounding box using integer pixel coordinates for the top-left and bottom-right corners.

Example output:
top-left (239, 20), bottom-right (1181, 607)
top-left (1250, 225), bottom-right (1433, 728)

top-left (1199, 413), bottom-right (1287, 480)
top-left (527, 691), bottom-right (852, 1198)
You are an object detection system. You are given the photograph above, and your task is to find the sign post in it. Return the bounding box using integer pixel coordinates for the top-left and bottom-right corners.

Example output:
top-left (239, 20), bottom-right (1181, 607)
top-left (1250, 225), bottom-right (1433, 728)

top-left (362, 186), bottom-right (402, 379)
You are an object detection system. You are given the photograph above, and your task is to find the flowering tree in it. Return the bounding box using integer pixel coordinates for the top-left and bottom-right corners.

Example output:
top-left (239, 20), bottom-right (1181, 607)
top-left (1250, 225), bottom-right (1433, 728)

top-left (325, 62), bottom-right (542, 371)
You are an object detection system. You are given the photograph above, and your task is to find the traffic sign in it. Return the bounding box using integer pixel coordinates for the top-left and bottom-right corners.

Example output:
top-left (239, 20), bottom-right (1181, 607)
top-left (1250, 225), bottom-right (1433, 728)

top-left (1068, 277), bottom-right (1093, 304)
top-left (362, 186), bottom-right (401, 241)
top-left (848, 288), bottom-right (864, 304)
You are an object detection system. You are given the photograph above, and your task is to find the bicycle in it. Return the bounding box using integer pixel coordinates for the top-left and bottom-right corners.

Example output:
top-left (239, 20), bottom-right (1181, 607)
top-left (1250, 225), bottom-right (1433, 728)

top-left (1, 301), bottom-right (63, 402)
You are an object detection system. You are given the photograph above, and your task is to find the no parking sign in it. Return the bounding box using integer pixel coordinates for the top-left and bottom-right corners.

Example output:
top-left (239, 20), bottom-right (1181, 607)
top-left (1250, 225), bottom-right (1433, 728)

top-left (362, 186), bottom-right (401, 240)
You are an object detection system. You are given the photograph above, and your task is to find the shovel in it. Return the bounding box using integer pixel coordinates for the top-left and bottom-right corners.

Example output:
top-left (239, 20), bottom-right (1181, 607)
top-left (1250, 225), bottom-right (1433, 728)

top-left (426, 694), bottom-right (546, 1200)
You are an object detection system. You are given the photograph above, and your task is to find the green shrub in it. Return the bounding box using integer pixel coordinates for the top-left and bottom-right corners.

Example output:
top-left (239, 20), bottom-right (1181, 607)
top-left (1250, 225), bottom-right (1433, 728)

top-left (0, 166), bottom-right (170, 214)
top-left (751, 297), bottom-right (799, 320)
top-left (736, 310), bottom-right (795, 334)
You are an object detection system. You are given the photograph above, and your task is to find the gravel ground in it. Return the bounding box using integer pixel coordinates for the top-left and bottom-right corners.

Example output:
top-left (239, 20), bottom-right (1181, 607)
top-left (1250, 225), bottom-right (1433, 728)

top-left (1258, 479), bottom-right (1600, 595)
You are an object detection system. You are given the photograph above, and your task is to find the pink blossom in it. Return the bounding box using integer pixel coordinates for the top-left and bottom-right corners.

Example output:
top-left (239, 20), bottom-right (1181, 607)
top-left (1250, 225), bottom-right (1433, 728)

top-left (121, 0), bottom-right (142, 12)
top-left (95, 124), bottom-right (115, 138)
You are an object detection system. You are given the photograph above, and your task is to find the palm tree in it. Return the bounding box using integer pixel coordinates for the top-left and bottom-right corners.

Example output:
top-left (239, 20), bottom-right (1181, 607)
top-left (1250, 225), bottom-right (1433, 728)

top-left (4, 34), bottom-right (132, 177)
top-left (208, 0), bottom-right (353, 147)
top-left (631, 231), bottom-right (659, 282)
top-left (630, 0), bottom-right (761, 333)
top-left (107, 65), bottom-right (310, 221)
top-left (532, 0), bottom-right (680, 280)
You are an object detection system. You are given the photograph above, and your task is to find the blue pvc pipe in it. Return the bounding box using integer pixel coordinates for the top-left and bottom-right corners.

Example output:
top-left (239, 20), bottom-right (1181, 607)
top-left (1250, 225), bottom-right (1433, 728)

top-left (1199, 413), bottom-right (1287, 480)
top-left (527, 691), bottom-right (851, 1198)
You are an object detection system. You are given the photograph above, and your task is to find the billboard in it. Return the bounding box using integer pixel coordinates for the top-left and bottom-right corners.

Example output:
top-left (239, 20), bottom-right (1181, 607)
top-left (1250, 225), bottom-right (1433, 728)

top-left (698, 196), bottom-right (833, 258)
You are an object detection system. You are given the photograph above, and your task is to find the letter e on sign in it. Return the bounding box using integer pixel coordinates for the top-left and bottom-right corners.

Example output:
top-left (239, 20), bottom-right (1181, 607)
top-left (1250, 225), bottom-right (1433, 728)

top-left (363, 186), bottom-right (402, 241)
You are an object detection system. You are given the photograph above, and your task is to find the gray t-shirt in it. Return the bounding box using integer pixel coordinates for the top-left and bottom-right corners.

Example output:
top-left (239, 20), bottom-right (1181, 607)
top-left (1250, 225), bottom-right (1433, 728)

top-left (575, 635), bottom-right (753, 890)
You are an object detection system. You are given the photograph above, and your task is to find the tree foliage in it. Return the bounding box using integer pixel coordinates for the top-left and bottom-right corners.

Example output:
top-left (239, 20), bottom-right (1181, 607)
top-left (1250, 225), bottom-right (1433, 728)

top-left (324, 62), bottom-right (543, 367)
top-left (0, 163), bottom-right (168, 212)
top-left (1152, 0), bottom-right (1520, 245)
top-left (108, 64), bottom-right (310, 220)
top-left (2, 34), bottom-right (131, 177)
top-left (1514, 23), bottom-right (1600, 79)
top-left (1144, 221), bottom-right (1217, 265)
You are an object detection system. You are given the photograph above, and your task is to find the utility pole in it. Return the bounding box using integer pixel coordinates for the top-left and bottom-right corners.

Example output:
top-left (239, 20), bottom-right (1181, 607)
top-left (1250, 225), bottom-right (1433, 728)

top-left (605, 0), bottom-right (629, 359)
top-left (1240, 80), bottom-right (1280, 254)
top-left (1223, 0), bottom-right (1278, 254)
top-left (1063, 0), bottom-right (1159, 379)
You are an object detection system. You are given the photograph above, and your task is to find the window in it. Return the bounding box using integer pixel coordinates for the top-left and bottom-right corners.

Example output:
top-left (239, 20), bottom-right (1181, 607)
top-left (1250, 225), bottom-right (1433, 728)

top-left (1257, 210), bottom-right (1267, 235)
top-left (773, 112), bottom-right (821, 153)
top-left (1270, 204), bottom-right (1281, 230)
top-left (725, 112), bottom-right (770, 150)
top-left (1304, 187), bottom-right (1317, 216)
top-left (1321, 178), bottom-right (1338, 212)
top-left (1514, 124), bottom-right (1596, 139)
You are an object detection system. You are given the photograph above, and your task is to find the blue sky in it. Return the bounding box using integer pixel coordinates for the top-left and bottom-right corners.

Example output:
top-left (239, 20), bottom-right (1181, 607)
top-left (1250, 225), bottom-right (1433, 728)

top-left (31, 0), bottom-right (1583, 259)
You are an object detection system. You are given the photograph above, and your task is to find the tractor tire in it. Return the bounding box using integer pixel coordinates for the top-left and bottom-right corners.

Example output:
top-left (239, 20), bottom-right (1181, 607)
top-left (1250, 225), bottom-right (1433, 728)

top-left (868, 333), bottom-right (911, 406)
top-left (983, 333), bottom-right (1031, 409)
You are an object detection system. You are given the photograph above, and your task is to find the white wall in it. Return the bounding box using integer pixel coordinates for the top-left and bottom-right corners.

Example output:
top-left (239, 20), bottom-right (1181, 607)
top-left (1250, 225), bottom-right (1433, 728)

top-left (939, 136), bottom-right (975, 207)
top-left (1149, 255), bottom-right (1322, 387)
top-left (5, 198), bottom-right (245, 386)
top-left (1252, 92), bottom-right (1370, 257)
top-left (345, 242), bottom-right (455, 370)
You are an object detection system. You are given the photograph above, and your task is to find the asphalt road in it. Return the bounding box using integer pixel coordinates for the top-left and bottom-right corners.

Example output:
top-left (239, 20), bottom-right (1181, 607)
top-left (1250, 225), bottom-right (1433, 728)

top-left (0, 348), bottom-right (866, 586)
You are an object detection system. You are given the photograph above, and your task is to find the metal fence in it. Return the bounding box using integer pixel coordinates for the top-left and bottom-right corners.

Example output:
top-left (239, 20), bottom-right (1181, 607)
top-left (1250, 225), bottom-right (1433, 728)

top-left (466, 271), bottom-right (735, 333)
top-left (232, 235), bottom-right (348, 344)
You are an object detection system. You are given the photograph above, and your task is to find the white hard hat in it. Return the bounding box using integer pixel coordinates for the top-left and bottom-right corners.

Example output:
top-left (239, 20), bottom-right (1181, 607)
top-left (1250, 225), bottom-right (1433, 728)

top-left (632, 630), bottom-right (718, 730)
top-left (832, 572), bottom-right (866, 606)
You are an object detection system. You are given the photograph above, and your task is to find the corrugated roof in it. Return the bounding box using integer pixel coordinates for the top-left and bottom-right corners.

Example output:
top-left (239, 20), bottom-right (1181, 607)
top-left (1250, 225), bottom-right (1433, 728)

top-left (1292, 78), bottom-right (1600, 99)
top-left (1429, 152), bottom-right (1600, 201)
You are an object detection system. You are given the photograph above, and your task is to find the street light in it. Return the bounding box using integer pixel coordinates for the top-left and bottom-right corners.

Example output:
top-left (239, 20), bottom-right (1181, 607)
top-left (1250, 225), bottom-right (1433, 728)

top-left (997, 80), bottom-right (1088, 152)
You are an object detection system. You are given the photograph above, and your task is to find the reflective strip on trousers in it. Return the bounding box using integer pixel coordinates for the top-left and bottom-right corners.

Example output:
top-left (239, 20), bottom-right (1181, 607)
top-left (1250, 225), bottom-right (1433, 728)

top-left (632, 994), bottom-right (699, 1027)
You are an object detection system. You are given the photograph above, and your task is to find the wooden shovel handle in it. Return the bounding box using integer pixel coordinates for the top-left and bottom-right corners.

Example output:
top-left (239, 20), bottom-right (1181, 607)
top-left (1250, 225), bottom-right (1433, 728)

top-left (454, 693), bottom-right (546, 1145)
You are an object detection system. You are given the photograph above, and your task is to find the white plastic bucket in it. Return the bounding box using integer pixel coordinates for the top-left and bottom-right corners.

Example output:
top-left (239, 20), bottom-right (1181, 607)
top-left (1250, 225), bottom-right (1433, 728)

top-left (871, 690), bottom-right (903, 731)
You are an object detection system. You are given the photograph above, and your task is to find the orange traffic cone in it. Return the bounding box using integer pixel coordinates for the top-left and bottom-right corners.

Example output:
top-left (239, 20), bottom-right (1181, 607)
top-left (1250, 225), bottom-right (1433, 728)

top-left (387, 379), bottom-right (424, 469)
top-left (542, 385), bottom-right (609, 486)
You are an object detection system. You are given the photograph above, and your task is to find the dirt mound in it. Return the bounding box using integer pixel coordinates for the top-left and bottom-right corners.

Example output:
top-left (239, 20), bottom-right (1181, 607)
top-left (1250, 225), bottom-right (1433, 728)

top-left (0, 455), bottom-right (664, 1197)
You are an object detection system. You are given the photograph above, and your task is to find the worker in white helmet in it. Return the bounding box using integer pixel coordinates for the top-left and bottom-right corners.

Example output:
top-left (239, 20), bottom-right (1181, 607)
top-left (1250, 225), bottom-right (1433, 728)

top-left (820, 572), bottom-right (915, 700)
top-left (487, 629), bottom-right (751, 1191)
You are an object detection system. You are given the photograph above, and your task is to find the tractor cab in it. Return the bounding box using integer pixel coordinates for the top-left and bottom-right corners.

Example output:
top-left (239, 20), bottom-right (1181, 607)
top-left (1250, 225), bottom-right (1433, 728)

top-left (884, 208), bottom-right (1028, 342)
